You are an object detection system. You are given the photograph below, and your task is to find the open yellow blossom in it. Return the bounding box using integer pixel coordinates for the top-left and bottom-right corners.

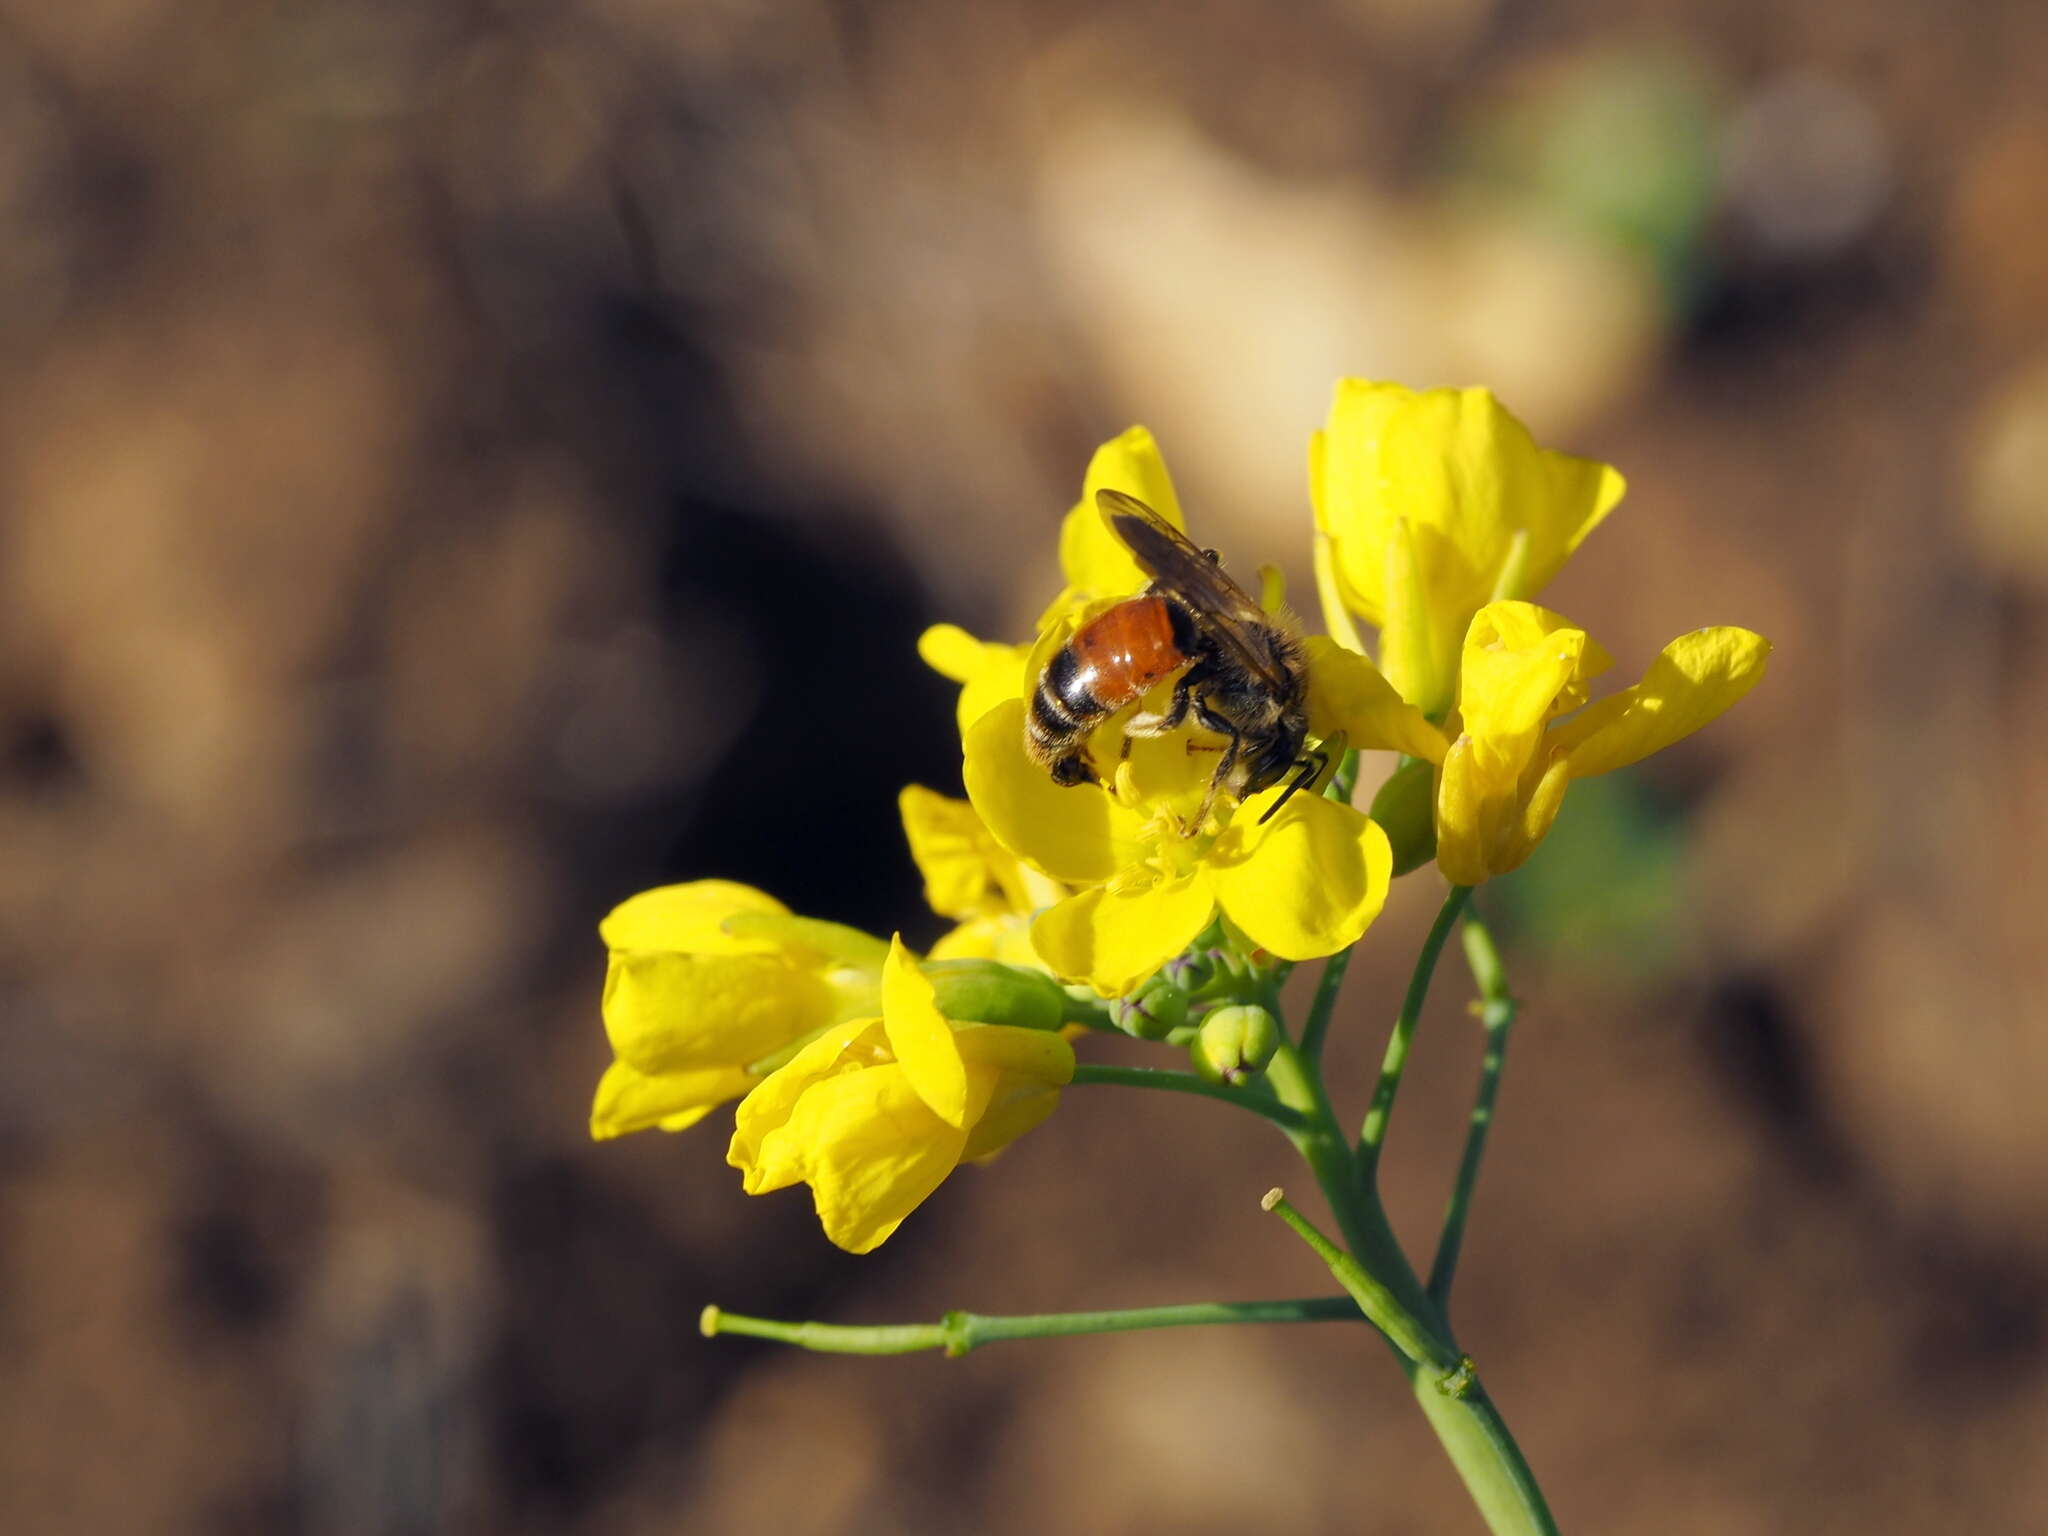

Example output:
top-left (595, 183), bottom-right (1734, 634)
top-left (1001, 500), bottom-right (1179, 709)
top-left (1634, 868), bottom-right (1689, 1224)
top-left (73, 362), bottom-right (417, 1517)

top-left (919, 426), bottom-right (1187, 740)
top-left (963, 654), bottom-right (1418, 994)
top-left (728, 937), bottom-right (1074, 1253)
top-left (1311, 381), bottom-right (1626, 717)
top-left (592, 881), bottom-right (885, 1140)
top-left (899, 785), bottom-right (1067, 966)
top-left (1412, 601), bottom-right (1770, 884)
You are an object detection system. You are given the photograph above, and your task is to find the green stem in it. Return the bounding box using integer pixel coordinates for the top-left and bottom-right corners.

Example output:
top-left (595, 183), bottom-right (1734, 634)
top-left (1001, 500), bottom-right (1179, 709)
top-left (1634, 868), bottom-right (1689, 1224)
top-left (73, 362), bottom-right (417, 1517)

top-left (1358, 884), bottom-right (1474, 1184)
top-left (1296, 946), bottom-right (1355, 1065)
top-left (1409, 1372), bottom-right (1558, 1536)
top-left (1265, 1040), bottom-right (1557, 1536)
top-left (1070, 1062), bottom-right (1310, 1133)
top-left (1429, 912), bottom-right (1518, 1311)
top-left (700, 1296), bottom-right (1362, 1357)
top-left (1261, 1189), bottom-right (1459, 1374)
top-left (1263, 1042), bottom-right (1454, 1355)
top-left (1058, 989), bottom-right (1121, 1032)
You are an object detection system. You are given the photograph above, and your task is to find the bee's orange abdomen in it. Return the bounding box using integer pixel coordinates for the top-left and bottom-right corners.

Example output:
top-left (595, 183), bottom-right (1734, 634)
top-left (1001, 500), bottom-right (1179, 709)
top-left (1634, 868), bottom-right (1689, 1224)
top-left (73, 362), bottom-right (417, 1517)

top-left (1064, 596), bottom-right (1191, 708)
top-left (1025, 594), bottom-right (1199, 781)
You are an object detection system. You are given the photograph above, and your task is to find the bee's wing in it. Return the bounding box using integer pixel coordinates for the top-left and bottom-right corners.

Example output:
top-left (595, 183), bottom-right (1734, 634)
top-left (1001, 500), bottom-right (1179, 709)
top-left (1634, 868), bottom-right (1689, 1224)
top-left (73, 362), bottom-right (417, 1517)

top-left (1096, 489), bottom-right (1295, 694)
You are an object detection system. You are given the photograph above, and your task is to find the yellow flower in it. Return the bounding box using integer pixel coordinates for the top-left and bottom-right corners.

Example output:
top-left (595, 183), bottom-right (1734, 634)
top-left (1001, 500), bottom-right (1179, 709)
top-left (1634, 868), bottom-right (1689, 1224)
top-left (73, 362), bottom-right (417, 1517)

top-left (1406, 601), bottom-right (1770, 884)
top-left (919, 426), bottom-right (1187, 740)
top-left (728, 937), bottom-right (1075, 1253)
top-left (898, 785), bottom-right (1067, 965)
top-left (1311, 381), bottom-right (1627, 717)
top-left (592, 881), bottom-right (885, 1140)
top-left (962, 635), bottom-right (1426, 995)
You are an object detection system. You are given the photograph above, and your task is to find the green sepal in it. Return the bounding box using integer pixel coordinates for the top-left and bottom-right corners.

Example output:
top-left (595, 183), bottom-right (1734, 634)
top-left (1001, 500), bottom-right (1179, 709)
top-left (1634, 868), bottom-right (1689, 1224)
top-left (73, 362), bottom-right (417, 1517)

top-left (1370, 754), bottom-right (1439, 877)
top-left (1316, 735), bottom-right (1354, 800)
top-left (744, 1023), bottom-right (834, 1076)
top-left (1488, 528), bottom-right (1533, 604)
top-left (923, 959), bottom-right (1067, 1032)
top-left (721, 912), bottom-right (891, 967)
top-left (1113, 974), bottom-right (1192, 1040)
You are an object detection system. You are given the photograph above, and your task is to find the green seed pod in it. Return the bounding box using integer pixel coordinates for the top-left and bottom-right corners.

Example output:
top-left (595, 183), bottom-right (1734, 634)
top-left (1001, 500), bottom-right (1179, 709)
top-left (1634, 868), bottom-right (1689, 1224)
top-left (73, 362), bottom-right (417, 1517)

top-left (1192, 1004), bottom-right (1282, 1084)
top-left (923, 959), bottom-right (1066, 1032)
top-left (1112, 975), bottom-right (1192, 1040)
top-left (1369, 755), bottom-right (1439, 877)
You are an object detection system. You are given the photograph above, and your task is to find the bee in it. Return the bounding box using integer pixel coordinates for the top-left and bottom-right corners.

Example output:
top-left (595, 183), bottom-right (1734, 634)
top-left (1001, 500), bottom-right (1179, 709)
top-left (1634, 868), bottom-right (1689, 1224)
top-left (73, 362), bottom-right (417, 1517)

top-left (1025, 489), bottom-right (1322, 827)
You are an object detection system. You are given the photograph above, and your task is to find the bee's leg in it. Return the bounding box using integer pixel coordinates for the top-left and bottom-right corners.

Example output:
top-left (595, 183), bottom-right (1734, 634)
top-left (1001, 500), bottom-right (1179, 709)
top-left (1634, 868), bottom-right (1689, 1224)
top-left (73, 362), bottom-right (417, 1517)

top-left (1159, 667), bottom-right (1202, 732)
top-left (1125, 662), bottom-right (1208, 743)
top-left (1124, 665), bottom-right (1206, 770)
top-left (1190, 697), bottom-right (1242, 830)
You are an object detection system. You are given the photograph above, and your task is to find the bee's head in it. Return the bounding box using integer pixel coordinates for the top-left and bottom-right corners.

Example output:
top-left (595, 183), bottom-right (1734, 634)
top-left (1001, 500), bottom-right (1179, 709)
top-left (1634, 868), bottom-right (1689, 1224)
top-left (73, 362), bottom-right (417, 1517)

top-left (1240, 714), bottom-right (1309, 799)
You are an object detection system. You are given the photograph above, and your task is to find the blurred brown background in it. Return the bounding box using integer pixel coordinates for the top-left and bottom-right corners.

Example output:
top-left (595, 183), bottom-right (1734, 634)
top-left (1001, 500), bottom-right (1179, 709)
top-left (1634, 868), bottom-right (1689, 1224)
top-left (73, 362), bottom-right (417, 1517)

top-left (3, 1), bottom-right (2046, 1532)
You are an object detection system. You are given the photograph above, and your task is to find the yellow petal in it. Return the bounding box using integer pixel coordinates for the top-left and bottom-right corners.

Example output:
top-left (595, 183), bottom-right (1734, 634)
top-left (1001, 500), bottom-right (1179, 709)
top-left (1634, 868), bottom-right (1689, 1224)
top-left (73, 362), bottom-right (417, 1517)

top-left (727, 1018), bottom-right (888, 1191)
top-left (1377, 386), bottom-right (1623, 617)
top-left (1378, 514), bottom-right (1456, 715)
top-left (768, 1063), bottom-right (979, 1253)
top-left (598, 880), bottom-right (788, 953)
top-left (898, 786), bottom-right (1032, 921)
top-left (881, 936), bottom-right (971, 1128)
top-left (1030, 874), bottom-right (1215, 997)
top-left (1499, 451), bottom-right (1625, 602)
top-left (1208, 789), bottom-right (1392, 959)
top-left (918, 622), bottom-right (989, 682)
top-left (918, 625), bottom-right (1032, 737)
top-left (1303, 637), bottom-right (1450, 763)
top-left (1492, 750), bottom-right (1573, 878)
top-left (1311, 380), bottom-right (1416, 622)
top-left (964, 700), bottom-right (1140, 885)
top-left (1057, 426), bottom-right (1186, 598)
top-left (1432, 734), bottom-right (1570, 886)
top-left (1454, 602), bottom-right (1588, 785)
top-left (1312, 528), bottom-right (1368, 655)
top-left (961, 1075), bottom-right (1064, 1163)
top-left (1112, 714), bottom-right (1223, 814)
top-left (1433, 738), bottom-right (1494, 887)
top-left (602, 951), bottom-right (831, 1074)
top-left (927, 917), bottom-right (999, 962)
top-left (929, 915), bottom-right (1044, 968)
top-left (590, 1059), bottom-right (755, 1140)
top-left (1433, 733), bottom-right (1556, 888)
top-left (1555, 628), bottom-right (1773, 779)
top-left (1462, 599), bottom-right (1611, 676)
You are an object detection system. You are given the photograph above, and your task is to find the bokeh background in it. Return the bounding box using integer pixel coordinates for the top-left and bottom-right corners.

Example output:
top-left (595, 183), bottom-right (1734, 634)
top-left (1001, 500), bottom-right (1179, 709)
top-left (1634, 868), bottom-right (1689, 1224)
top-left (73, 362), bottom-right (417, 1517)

top-left (4, 1), bottom-right (2046, 1531)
